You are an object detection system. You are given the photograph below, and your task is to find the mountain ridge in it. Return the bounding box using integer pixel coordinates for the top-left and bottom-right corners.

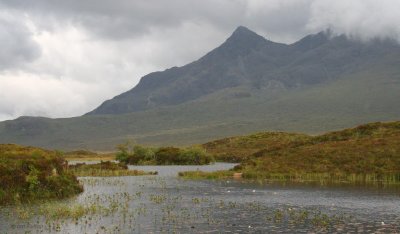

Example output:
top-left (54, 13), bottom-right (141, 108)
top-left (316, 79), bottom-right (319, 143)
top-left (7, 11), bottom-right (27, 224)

top-left (86, 26), bottom-right (400, 116)
top-left (1, 26), bottom-right (400, 150)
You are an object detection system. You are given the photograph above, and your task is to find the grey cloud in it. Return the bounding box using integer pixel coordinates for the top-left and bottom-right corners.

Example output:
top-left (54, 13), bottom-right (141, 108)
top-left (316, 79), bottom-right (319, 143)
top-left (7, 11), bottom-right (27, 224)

top-left (0, 0), bottom-right (400, 121)
top-left (0, 1), bottom-right (239, 39)
top-left (0, 14), bottom-right (41, 70)
top-left (0, 0), bottom-right (306, 42)
top-left (2, 0), bottom-right (400, 43)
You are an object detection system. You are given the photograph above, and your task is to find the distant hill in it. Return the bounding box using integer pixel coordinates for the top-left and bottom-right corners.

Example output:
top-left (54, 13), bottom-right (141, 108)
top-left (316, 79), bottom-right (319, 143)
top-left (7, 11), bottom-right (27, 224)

top-left (0, 26), bottom-right (400, 150)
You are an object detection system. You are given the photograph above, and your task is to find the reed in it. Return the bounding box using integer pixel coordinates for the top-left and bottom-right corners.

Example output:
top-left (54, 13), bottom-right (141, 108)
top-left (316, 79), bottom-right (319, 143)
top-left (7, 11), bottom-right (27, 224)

top-left (178, 170), bottom-right (234, 180)
top-left (67, 161), bottom-right (157, 177)
top-left (242, 172), bottom-right (400, 185)
top-left (71, 168), bottom-right (156, 177)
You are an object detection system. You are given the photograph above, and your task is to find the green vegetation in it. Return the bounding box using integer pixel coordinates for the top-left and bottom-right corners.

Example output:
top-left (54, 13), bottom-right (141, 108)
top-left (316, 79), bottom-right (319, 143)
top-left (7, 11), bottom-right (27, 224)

top-left (63, 150), bottom-right (115, 161)
top-left (116, 143), bottom-right (214, 165)
top-left (0, 144), bottom-right (83, 205)
top-left (184, 121), bottom-right (400, 185)
top-left (178, 170), bottom-right (234, 180)
top-left (38, 203), bottom-right (110, 220)
top-left (68, 161), bottom-right (157, 177)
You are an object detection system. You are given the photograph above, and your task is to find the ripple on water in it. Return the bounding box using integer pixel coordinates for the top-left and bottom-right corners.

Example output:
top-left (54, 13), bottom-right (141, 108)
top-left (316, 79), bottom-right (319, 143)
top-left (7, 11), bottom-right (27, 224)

top-left (1, 163), bottom-right (399, 233)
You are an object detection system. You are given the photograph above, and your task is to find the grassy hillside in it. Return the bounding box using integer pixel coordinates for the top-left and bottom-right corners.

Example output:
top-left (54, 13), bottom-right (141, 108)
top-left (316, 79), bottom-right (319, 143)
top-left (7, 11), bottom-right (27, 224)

top-left (0, 65), bottom-right (399, 150)
top-left (184, 121), bottom-right (400, 184)
top-left (0, 144), bottom-right (83, 205)
top-left (203, 132), bottom-right (311, 162)
top-left (242, 122), bottom-right (400, 175)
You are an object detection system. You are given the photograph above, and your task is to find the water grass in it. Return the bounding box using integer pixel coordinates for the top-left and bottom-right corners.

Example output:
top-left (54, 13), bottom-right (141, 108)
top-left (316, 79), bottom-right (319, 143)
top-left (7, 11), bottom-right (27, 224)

top-left (71, 168), bottom-right (157, 177)
top-left (2, 172), bottom-right (399, 233)
top-left (68, 161), bottom-right (157, 177)
top-left (179, 170), bottom-right (400, 186)
top-left (242, 172), bottom-right (400, 186)
top-left (178, 170), bottom-right (234, 180)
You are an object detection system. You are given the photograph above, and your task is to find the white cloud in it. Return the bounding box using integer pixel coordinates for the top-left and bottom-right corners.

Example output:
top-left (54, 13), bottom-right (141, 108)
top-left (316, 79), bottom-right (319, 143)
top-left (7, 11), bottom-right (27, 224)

top-left (0, 72), bottom-right (88, 120)
top-left (0, 17), bottom-right (227, 120)
top-left (307, 0), bottom-right (400, 41)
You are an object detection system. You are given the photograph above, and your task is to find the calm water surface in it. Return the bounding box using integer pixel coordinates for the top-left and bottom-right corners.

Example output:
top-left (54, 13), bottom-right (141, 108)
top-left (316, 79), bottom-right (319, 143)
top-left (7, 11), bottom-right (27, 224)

top-left (1, 163), bottom-right (399, 233)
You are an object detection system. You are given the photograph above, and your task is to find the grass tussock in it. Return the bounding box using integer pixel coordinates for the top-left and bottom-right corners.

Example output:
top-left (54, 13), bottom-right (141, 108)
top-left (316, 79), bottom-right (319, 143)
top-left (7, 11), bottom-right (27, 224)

top-left (178, 170), bottom-right (234, 180)
top-left (37, 202), bottom-right (118, 220)
top-left (68, 161), bottom-right (157, 177)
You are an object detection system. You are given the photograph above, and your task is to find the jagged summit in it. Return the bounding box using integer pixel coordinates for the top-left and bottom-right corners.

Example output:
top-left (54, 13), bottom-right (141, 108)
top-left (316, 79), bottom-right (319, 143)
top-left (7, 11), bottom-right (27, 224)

top-left (229, 26), bottom-right (265, 40)
top-left (220, 26), bottom-right (268, 53)
top-left (233, 25), bottom-right (252, 33)
top-left (85, 26), bottom-right (400, 116)
top-left (2, 26), bottom-right (400, 149)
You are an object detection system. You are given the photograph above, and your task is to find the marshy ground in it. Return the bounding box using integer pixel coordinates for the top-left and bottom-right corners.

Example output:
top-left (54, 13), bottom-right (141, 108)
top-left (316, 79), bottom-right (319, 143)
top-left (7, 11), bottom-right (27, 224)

top-left (1, 163), bottom-right (399, 233)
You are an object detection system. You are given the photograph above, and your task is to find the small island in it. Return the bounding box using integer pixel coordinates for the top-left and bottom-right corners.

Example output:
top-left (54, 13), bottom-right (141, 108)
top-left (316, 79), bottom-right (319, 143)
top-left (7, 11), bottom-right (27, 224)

top-left (0, 144), bottom-right (83, 205)
top-left (115, 144), bottom-right (215, 165)
top-left (68, 161), bottom-right (157, 177)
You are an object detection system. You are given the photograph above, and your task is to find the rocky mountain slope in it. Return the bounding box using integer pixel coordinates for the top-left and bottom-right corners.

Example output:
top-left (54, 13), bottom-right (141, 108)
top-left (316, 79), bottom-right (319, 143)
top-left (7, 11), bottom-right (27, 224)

top-left (1, 26), bottom-right (399, 150)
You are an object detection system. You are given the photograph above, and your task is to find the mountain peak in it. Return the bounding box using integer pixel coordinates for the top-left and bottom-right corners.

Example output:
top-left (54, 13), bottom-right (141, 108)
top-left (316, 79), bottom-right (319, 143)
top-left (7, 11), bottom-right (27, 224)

top-left (232, 26), bottom-right (254, 35)
top-left (228, 26), bottom-right (266, 42)
top-left (210, 26), bottom-right (268, 57)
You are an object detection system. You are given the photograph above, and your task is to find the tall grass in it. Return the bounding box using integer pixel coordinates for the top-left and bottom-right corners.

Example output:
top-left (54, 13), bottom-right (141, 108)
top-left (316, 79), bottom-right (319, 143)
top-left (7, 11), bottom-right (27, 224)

top-left (67, 161), bottom-right (157, 177)
top-left (71, 168), bottom-right (157, 177)
top-left (242, 172), bottom-right (400, 185)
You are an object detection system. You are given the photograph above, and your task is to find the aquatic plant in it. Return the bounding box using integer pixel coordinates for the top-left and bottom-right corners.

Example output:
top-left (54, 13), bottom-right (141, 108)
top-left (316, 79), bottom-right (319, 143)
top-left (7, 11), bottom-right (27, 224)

top-left (178, 170), bottom-right (234, 180)
top-left (68, 161), bottom-right (157, 177)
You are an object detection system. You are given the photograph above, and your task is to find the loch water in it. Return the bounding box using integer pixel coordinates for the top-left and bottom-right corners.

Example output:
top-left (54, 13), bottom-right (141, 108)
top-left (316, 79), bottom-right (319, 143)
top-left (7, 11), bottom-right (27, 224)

top-left (1, 163), bottom-right (399, 233)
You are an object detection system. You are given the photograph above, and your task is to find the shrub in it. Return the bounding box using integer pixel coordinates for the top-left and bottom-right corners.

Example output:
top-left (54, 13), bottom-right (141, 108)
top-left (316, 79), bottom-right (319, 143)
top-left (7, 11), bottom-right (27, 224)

top-left (0, 144), bottom-right (83, 205)
top-left (115, 142), bottom-right (214, 165)
top-left (155, 147), bottom-right (181, 165)
top-left (179, 147), bottom-right (214, 165)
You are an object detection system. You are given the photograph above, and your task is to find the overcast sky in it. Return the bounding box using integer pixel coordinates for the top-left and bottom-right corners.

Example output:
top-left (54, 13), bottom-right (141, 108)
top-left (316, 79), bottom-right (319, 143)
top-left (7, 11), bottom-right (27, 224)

top-left (0, 0), bottom-right (399, 121)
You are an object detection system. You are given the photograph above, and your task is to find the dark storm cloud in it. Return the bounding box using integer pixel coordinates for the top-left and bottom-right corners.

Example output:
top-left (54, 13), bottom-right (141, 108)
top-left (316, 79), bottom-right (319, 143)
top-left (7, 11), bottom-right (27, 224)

top-left (0, 13), bottom-right (41, 70)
